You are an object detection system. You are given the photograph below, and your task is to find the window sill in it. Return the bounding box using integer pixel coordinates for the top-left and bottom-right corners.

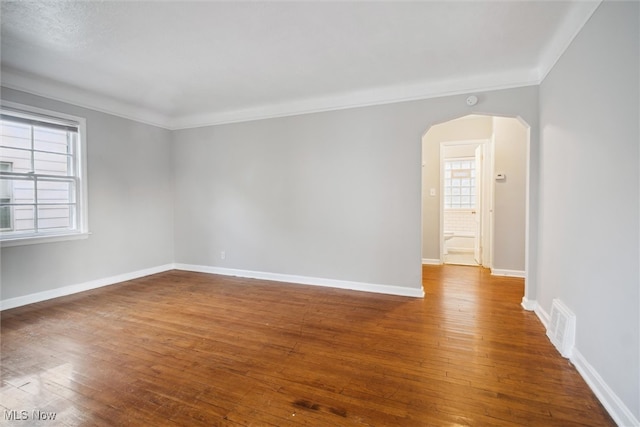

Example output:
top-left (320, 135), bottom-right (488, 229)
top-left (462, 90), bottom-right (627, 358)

top-left (0, 232), bottom-right (90, 248)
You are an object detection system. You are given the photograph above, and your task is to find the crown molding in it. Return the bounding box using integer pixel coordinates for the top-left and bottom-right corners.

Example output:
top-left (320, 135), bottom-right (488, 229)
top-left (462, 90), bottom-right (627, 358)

top-left (3, 65), bottom-right (539, 130)
top-left (168, 69), bottom-right (540, 129)
top-left (1, 67), bottom-right (172, 129)
top-left (536, 0), bottom-right (602, 82)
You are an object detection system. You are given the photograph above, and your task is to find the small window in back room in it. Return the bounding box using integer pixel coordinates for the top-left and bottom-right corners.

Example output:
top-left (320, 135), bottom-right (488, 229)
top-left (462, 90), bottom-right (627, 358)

top-left (443, 158), bottom-right (476, 209)
top-left (0, 102), bottom-right (88, 245)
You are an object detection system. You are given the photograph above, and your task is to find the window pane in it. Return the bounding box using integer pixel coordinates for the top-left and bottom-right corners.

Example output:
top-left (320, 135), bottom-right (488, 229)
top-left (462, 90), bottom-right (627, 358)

top-left (0, 206), bottom-right (10, 229)
top-left (0, 147), bottom-right (32, 172)
top-left (34, 151), bottom-right (70, 176)
top-left (12, 179), bottom-right (35, 203)
top-left (0, 173), bottom-right (11, 199)
top-left (37, 180), bottom-right (74, 204)
top-left (14, 205), bottom-right (35, 232)
top-left (38, 206), bottom-right (74, 231)
top-left (34, 127), bottom-right (70, 154)
top-left (444, 157), bottom-right (477, 210)
top-left (1, 122), bottom-right (30, 146)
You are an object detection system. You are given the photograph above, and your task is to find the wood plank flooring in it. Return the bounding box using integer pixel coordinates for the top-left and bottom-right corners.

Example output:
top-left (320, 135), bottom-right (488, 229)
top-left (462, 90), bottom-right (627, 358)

top-left (1, 265), bottom-right (615, 426)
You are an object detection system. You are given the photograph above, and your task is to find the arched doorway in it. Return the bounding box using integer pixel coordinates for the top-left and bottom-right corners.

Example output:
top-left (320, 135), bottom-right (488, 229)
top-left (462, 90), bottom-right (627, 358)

top-left (421, 114), bottom-right (530, 296)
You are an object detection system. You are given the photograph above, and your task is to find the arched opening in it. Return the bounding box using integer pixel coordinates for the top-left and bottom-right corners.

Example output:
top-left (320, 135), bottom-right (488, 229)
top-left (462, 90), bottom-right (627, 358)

top-left (421, 114), bottom-right (531, 298)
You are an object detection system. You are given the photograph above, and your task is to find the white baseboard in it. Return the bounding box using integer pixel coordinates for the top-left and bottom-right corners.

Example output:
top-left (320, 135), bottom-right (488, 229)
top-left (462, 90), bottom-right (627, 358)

top-left (531, 302), bottom-right (638, 426)
top-left (571, 349), bottom-right (640, 427)
top-left (0, 264), bottom-right (174, 311)
top-left (520, 297), bottom-right (537, 311)
top-left (491, 268), bottom-right (526, 278)
top-left (174, 263), bottom-right (425, 298)
top-left (534, 302), bottom-right (551, 329)
top-left (0, 262), bottom-right (424, 310)
top-left (422, 258), bottom-right (442, 265)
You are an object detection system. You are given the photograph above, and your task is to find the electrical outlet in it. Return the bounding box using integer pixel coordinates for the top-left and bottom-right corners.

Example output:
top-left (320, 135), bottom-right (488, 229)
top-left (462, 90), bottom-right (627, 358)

top-left (221, 251), bottom-right (226, 260)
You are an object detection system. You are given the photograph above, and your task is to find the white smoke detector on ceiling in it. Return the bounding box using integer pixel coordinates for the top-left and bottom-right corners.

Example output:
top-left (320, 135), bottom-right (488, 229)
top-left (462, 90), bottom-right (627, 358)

top-left (466, 95), bottom-right (478, 106)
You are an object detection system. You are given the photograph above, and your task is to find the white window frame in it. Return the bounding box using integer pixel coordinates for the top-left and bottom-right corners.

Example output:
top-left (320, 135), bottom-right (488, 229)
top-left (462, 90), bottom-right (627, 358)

top-left (0, 101), bottom-right (89, 247)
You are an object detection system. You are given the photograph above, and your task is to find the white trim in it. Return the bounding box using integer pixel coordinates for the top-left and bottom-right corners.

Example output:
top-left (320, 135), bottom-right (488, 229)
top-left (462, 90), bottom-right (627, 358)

top-left (2, 68), bottom-right (539, 130)
top-left (536, 1), bottom-right (602, 82)
top-left (491, 268), bottom-right (525, 278)
top-left (534, 303), bottom-right (551, 329)
top-left (169, 75), bottom-right (539, 129)
top-left (422, 258), bottom-right (442, 265)
top-left (0, 264), bottom-right (174, 311)
top-left (1, 69), bottom-right (172, 130)
top-left (0, 231), bottom-right (89, 248)
top-left (520, 297), bottom-right (537, 311)
top-left (531, 303), bottom-right (639, 426)
top-left (175, 263), bottom-right (425, 298)
top-left (571, 349), bottom-right (640, 427)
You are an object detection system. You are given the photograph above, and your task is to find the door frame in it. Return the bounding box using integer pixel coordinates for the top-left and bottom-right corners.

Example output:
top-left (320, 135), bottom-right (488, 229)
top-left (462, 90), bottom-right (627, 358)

top-left (438, 139), bottom-right (491, 266)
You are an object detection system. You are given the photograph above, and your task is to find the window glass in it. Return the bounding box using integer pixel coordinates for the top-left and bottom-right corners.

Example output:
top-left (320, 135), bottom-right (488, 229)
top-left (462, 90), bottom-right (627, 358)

top-left (0, 104), bottom-right (87, 244)
top-left (443, 157), bottom-right (476, 209)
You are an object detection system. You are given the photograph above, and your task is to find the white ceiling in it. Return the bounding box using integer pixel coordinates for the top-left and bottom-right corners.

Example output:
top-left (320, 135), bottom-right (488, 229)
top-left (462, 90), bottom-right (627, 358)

top-left (1, 1), bottom-right (600, 129)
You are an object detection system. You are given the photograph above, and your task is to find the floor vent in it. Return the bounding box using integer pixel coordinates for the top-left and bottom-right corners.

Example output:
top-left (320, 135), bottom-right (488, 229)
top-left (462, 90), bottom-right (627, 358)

top-left (547, 299), bottom-right (576, 358)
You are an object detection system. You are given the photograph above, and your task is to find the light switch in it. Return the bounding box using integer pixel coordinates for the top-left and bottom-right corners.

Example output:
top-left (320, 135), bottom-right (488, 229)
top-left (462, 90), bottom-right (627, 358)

top-left (430, 188), bottom-right (436, 196)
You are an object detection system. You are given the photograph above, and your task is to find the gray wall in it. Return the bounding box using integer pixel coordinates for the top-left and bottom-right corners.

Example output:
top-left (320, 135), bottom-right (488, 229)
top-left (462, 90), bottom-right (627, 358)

top-left (493, 116), bottom-right (527, 271)
top-left (538, 1), bottom-right (639, 420)
top-left (0, 85), bottom-right (539, 301)
top-left (174, 87), bottom-right (539, 293)
top-left (0, 88), bottom-right (174, 300)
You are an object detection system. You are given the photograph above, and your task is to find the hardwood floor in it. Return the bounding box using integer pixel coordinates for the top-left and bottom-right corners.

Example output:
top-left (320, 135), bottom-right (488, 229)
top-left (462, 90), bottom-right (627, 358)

top-left (1, 265), bottom-right (615, 426)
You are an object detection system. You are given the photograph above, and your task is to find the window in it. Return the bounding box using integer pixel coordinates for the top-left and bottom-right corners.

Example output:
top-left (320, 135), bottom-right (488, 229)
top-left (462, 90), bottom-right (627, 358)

top-left (444, 158), bottom-right (476, 209)
top-left (0, 102), bottom-right (88, 245)
top-left (0, 162), bottom-right (12, 230)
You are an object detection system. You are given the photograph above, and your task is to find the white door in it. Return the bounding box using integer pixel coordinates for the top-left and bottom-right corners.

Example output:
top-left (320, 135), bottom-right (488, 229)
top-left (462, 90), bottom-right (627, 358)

top-left (474, 145), bottom-right (482, 264)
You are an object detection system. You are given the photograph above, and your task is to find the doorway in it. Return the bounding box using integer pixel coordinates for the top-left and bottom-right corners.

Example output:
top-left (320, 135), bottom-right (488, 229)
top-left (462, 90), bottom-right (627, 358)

top-left (440, 141), bottom-right (487, 266)
top-left (421, 114), bottom-right (528, 277)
